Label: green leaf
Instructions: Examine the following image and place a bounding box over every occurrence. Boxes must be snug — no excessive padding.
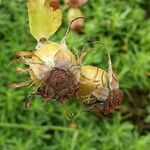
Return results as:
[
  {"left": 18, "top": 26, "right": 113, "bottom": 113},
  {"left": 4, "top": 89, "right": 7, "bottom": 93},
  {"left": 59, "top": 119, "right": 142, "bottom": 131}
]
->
[{"left": 27, "top": 0, "right": 62, "bottom": 41}]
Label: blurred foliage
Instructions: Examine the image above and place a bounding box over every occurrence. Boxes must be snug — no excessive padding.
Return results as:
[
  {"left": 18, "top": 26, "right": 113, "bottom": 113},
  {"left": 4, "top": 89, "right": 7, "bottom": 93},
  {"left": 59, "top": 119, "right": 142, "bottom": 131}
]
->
[{"left": 0, "top": 0, "right": 150, "bottom": 149}]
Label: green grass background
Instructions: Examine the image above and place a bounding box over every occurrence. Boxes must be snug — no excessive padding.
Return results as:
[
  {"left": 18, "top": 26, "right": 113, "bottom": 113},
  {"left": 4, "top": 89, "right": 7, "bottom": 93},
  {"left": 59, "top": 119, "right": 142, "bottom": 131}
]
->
[{"left": 0, "top": 0, "right": 150, "bottom": 149}]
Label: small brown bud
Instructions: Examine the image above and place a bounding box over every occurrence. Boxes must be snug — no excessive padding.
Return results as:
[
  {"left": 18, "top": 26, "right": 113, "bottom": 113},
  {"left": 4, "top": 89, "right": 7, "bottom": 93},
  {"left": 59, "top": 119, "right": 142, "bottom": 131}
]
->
[{"left": 68, "top": 8, "right": 84, "bottom": 33}]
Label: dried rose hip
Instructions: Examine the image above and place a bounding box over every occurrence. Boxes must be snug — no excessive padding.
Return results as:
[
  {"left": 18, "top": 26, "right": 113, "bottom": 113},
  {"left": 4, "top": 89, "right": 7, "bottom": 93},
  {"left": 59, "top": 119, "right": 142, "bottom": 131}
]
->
[
  {"left": 10, "top": 39, "right": 85, "bottom": 107},
  {"left": 79, "top": 53, "right": 124, "bottom": 115}
]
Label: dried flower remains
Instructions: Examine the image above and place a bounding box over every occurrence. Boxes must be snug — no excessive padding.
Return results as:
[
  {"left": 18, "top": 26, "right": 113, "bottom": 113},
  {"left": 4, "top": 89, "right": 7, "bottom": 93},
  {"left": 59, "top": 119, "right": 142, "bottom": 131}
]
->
[
  {"left": 79, "top": 53, "right": 124, "bottom": 115},
  {"left": 9, "top": 0, "right": 85, "bottom": 107}
]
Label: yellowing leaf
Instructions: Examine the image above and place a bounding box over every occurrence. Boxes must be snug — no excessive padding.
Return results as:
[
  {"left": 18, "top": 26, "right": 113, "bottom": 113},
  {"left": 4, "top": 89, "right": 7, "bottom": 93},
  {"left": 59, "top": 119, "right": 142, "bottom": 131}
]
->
[{"left": 27, "top": 0, "right": 62, "bottom": 41}]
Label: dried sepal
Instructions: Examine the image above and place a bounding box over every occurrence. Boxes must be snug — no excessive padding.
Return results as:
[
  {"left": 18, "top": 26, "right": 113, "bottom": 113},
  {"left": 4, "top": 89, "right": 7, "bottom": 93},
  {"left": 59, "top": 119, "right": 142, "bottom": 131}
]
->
[
  {"left": 9, "top": 80, "right": 32, "bottom": 89},
  {"left": 79, "top": 66, "right": 108, "bottom": 100},
  {"left": 107, "top": 52, "right": 119, "bottom": 90},
  {"left": 54, "top": 40, "right": 76, "bottom": 69},
  {"left": 27, "top": 0, "right": 62, "bottom": 41},
  {"left": 16, "top": 67, "right": 29, "bottom": 73}
]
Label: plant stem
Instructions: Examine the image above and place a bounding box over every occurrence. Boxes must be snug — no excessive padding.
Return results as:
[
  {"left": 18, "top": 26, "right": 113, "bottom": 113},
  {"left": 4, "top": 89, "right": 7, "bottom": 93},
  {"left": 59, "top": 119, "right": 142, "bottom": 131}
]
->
[{"left": 0, "top": 122, "right": 77, "bottom": 132}]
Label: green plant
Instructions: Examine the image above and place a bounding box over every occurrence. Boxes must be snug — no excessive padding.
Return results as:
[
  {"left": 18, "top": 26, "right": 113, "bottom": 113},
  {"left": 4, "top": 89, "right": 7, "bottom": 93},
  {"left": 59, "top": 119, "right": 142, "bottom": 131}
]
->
[{"left": 0, "top": 0, "right": 150, "bottom": 149}]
